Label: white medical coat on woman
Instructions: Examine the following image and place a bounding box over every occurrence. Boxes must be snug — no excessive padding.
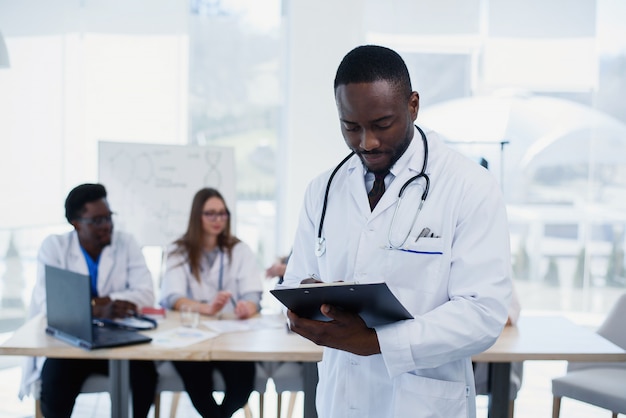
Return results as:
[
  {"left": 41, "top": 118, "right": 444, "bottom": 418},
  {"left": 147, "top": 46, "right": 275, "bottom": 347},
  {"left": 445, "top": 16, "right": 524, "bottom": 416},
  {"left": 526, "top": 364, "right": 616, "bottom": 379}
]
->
[
  {"left": 282, "top": 127, "right": 512, "bottom": 418},
  {"left": 20, "top": 229, "right": 154, "bottom": 398},
  {"left": 159, "top": 241, "right": 263, "bottom": 313}
]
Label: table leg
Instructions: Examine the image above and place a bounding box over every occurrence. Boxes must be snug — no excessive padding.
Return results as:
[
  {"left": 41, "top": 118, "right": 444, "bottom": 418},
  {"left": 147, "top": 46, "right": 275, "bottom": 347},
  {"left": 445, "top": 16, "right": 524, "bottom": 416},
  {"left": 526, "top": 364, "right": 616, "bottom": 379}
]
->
[
  {"left": 303, "top": 362, "right": 318, "bottom": 418},
  {"left": 488, "top": 362, "right": 511, "bottom": 418},
  {"left": 109, "top": 359, "right": 130, "bottom": 418}
]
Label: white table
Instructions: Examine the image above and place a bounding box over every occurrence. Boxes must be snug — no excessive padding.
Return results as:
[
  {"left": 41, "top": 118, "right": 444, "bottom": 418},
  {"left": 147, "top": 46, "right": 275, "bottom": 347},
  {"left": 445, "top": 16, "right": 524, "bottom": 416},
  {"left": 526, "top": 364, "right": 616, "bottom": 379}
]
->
[
  {"left": 2, "top": 313, "right": 624, "bottom": 418},
  {"left": 0, "top": 313, "right": 319, "bottom": 418},
  {"left": 472, "top": 315, "right": 626, "bottom": 418}
]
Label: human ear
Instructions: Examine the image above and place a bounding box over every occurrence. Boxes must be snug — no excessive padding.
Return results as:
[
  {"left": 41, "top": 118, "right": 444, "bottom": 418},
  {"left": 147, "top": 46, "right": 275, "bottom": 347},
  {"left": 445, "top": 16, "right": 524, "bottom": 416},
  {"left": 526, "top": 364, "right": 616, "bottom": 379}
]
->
[{"left": 409, "top": 91, "right": 420, "bottom": 120}]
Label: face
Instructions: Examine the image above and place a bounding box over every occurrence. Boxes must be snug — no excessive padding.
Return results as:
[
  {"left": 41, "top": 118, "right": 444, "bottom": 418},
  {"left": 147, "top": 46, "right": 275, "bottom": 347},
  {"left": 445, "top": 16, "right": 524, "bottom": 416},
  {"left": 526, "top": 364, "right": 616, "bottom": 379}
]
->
[
  {"left": 201, "top": 196, "right": 229, "bottom": 237},
  {"left": 335, "top": 80, "right": 419, "bottom": 174},
  {"left": 72, "top": 198, "right": 113, "bottom": 251}
]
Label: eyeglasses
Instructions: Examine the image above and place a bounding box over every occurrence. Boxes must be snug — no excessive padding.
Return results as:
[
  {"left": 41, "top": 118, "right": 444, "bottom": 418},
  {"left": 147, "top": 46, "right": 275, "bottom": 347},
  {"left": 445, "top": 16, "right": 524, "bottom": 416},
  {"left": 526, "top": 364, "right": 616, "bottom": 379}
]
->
[
  {"left": 202, "top": 211, "right": 229, "bottom": 221},
  {"left": 78, "top": 213, "right": 115, "bottom": 226}
]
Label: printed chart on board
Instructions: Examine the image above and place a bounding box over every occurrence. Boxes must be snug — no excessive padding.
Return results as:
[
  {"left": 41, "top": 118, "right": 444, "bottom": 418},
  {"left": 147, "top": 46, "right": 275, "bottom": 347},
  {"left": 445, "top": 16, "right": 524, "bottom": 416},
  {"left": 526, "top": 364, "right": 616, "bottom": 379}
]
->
[{"left": 99, "top": 141, "right": 235, "bottom": 247}]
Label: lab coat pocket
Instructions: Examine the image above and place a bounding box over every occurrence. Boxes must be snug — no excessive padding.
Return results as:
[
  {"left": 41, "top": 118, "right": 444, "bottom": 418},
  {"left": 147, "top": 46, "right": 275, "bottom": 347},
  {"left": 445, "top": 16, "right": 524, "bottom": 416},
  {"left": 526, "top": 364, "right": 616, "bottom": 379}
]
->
[
  {"left": 393, "top": 373, "right": 468, "bottom": 418},
  {"left": 385, "top": 237, "right": 444, "bottom": 293},
  {"left": 402, "top": 236, "right": 444, "bottom": 254}
]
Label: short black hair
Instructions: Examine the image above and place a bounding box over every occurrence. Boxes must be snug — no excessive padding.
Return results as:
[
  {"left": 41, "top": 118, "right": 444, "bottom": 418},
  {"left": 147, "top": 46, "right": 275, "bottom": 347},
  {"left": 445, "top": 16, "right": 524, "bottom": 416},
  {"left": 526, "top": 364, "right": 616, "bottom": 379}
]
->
[
  {"left": 334, "top": 45, "right": 412, "bottom": 97},
  {"left": 64, "top": 183, "right": 107, "bottom": 223}
]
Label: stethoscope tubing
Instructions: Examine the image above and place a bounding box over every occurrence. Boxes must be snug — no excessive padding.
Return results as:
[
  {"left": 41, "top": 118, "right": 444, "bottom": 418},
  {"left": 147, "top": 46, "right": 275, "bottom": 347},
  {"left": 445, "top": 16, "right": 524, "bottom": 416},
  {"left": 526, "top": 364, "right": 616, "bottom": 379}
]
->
[{"left": 317, "top": 125, "right": 430, "bottom": 255}]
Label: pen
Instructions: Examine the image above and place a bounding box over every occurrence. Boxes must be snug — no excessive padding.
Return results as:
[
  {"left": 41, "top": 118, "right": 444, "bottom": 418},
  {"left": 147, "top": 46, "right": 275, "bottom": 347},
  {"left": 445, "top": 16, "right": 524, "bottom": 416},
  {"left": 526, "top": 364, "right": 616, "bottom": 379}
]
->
[
  {"left": 230, "top": 296, "right": 237, "bottom": 308},
  {"left": 415, "top": 227, "right": 431, "bottom": 241}
]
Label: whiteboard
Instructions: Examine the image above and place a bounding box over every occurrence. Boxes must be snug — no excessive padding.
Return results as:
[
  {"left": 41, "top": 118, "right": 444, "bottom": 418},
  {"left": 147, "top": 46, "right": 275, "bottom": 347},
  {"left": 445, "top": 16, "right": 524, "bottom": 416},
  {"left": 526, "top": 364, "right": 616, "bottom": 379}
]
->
[{"left": 98, "top": 141, "right": 236, "bottom": 247}]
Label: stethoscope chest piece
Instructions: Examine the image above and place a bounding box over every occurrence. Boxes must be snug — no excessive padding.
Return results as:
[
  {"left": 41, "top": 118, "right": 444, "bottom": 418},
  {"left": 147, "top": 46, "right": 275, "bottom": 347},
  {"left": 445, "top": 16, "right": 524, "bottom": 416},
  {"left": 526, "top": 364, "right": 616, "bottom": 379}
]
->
[{"left": 315, "top": 237, "right": 326, "bottom": 257}]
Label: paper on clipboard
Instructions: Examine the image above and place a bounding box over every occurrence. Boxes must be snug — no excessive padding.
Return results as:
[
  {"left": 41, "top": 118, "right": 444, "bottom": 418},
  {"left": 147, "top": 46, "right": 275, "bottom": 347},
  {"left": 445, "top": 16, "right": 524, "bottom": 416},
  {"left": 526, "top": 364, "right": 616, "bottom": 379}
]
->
[{"left": 270, "top": 282, "right": 413, "bottom": 327}]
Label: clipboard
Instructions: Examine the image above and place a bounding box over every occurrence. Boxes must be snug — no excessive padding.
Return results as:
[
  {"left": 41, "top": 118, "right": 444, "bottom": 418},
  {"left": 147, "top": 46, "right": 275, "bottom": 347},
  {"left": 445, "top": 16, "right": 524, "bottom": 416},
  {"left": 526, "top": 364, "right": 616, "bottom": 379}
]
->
[{"left": 270, "top": 282, "right": 413, "bottom": 327}]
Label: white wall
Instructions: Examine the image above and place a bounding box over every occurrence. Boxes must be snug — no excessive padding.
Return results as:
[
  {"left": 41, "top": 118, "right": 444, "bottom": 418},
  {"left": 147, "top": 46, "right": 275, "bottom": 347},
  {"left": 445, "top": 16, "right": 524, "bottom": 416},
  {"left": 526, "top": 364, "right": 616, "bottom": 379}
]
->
[
  {"left": 278, "top": 0, "right": 366, "bottom": 252},
  {"left": 0, "top": 0, "right": 188, "bottom": 228}
]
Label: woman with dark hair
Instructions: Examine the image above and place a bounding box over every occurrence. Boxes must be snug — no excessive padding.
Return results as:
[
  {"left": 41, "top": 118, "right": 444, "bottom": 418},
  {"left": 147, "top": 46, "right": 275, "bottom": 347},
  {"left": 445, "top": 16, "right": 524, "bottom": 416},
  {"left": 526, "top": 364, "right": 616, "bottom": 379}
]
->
[{"left": 160, "top": 187, "right": 262, "bottom": 417}]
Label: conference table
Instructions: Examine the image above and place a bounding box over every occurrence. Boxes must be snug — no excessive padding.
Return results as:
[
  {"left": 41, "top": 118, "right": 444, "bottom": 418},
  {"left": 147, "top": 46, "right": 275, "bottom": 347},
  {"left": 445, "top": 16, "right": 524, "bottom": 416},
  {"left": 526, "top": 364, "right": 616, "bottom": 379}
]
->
[
  {"left": 0, "top": 312, "right": 319, "bottom": 418},
  {"left": 1, "top": 313, "right": 625, "bottom": 418},
  {"left": 473, "top": 314, "right": 626, "bottom": 418}
]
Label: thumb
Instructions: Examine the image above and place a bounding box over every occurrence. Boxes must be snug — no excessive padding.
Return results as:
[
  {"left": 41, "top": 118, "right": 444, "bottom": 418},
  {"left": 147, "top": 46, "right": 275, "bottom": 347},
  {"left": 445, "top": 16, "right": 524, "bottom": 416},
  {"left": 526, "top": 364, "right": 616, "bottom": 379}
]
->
[{"left": 320, "top": 304, "right": 344, "bottom": 321}]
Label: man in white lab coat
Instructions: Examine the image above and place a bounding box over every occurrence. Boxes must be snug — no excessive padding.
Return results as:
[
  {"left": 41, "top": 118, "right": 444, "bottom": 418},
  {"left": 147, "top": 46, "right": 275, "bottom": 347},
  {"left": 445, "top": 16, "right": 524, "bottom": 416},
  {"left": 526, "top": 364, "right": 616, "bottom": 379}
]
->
[
  {"left": 282, "top": 45, "right": 513, "bottom": 417},
  {"left": 20, "top": 183, "right": 157, "bottom": 418}
]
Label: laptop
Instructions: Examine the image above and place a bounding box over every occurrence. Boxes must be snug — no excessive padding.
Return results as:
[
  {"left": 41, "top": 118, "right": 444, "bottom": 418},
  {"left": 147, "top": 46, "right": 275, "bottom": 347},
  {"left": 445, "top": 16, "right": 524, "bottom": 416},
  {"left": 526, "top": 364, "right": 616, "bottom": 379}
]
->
[{"left": 45, "top": 264, "right": 152, "bottom": 350}]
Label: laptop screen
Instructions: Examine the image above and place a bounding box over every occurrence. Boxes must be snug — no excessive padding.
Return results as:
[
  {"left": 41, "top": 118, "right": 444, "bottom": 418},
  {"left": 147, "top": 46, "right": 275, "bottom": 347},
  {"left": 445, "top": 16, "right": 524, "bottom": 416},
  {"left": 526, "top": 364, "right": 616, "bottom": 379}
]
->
[{"left": 45, "top": 265, "right": 94, "bottom": 344}]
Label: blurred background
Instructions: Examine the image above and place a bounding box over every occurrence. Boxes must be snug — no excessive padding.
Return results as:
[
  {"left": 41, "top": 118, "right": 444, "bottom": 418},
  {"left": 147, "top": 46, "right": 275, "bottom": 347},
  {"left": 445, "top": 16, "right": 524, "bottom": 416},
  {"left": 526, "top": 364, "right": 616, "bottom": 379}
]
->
[{"left": 1, "top": 0, "right": 625, "bottom": 344}]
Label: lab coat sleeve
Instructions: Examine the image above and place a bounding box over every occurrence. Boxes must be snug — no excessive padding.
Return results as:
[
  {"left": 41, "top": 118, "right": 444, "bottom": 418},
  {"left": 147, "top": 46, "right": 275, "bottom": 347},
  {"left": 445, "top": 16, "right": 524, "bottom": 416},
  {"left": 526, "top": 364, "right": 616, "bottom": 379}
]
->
[
  {"left": 106, "top": 233, "right": 155, "bottom": 308},
  {"left": 230, "top": 242, "right": 263, "bottom": 304},
  {"left": 280, "top": 174, "right": 329, "bottom": 289},
  {"left": 28, "top": 234, "right": 69, "bottom": 318},
  {"left": 508, "top": 282, "right": 522, "bottom": 325},
  {"left": 159, "top": 249, "right": 189, "bottom": 309},
  {"left": 21, "top": 233, "right": 73, "bottom": 400},
  {"left": 377, "top": 165, "right": 512, "bottom": 376}
]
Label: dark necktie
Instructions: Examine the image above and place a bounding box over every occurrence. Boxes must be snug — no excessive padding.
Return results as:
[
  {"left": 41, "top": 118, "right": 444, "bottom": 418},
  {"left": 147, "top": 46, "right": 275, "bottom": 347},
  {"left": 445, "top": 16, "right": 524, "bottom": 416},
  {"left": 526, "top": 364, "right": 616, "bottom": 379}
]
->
[{"left": 368, "top": 170, "right": 389, "bottom": 211}]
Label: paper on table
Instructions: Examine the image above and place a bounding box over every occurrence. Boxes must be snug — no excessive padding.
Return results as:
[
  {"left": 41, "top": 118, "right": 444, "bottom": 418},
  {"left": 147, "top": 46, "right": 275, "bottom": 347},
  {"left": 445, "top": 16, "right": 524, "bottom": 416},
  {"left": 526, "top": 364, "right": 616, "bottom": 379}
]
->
[
  {"left": 150, "top": 327, "right": 218, "bottom": 348},
  {"left": 203, "top": 316, "right": 285, "bottom": 334}
]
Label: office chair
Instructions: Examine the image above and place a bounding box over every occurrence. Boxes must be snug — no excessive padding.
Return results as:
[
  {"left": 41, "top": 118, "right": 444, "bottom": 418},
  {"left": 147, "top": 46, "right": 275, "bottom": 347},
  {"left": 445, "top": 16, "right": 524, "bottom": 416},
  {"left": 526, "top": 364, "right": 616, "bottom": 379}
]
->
[
  {"left": 155, "top": 360, "right": 270, "bottom": 418},
  {"left": 551, "top": 292, "right": 626, "bottom": 418},
  {"left": 265, "top": 361, "right": 305, "bottom": 418},
  {"left": 34, "top": 361, "right": 265, "bottom": 418},
  {"left": 34, "top": 367, "right": 173, "bottom": 418},
  {"left": 474, "top": 361, "right": 523, "bottom": 418},
  {"left": 34, "top": 374, "right": 109, "bottom": 418}
]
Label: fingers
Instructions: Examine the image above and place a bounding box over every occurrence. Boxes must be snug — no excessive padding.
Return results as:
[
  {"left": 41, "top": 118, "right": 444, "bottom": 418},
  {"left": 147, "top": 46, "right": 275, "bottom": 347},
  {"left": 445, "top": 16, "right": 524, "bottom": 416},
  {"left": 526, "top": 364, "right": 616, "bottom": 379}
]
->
[
  {"left": 209, "top": 292, "right": 230, "bottom": 315},
  {"left": 267, "top": 263, "right": 286, "bottom": 278},
  {"left": 300, "top": 278, "right": 322, "bottom": 285},
  {"left": 216, "top": 290, "right": 232, "bottom": 302},
  {"left": 320, "top": 304, "right": 353, "bottom": 322},
  {"left": 287, "top": 307, "right": 379, "bottom": 355},
  {"left": 235, "top": 301, "right": 255, "bottom": 319},
  {"left": 111, "top": 300, "right": 137, "bottom": 318}
]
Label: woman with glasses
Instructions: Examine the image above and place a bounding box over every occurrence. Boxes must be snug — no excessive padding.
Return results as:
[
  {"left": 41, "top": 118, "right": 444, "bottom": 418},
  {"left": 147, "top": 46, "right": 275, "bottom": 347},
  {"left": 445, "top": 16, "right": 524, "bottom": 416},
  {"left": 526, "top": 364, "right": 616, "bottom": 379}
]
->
[{"left": 160, "top": 187, "right": 262, "bottom": 417}]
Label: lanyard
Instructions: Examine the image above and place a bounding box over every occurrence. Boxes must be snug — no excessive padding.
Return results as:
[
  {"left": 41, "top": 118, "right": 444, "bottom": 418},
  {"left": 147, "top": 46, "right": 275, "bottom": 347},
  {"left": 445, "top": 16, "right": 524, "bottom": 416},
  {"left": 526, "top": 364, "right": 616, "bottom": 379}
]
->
[{"left": 217, "top": 251, "right": 224, "bottom": 291}]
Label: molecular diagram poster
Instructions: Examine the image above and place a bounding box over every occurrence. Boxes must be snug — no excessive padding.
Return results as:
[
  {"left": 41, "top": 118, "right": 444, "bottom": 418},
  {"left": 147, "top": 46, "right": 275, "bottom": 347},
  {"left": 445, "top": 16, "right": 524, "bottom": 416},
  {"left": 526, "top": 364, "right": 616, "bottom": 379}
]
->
[{"left": 98, "top": 141, "right": 235, "bottom": 247}]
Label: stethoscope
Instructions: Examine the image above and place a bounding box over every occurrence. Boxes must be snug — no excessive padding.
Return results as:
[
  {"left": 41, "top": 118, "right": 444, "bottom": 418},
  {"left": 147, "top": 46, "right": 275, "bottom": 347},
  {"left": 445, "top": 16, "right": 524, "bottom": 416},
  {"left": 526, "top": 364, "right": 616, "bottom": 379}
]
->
[
  {"left": 203, "top": 250, "right": 237, "bottom": 307},
  {"left": 315, "top": 125, "right": 430, "bottom": 257},
  {"left": 198, "top": 250, "right": 226, "bottom": 291}
]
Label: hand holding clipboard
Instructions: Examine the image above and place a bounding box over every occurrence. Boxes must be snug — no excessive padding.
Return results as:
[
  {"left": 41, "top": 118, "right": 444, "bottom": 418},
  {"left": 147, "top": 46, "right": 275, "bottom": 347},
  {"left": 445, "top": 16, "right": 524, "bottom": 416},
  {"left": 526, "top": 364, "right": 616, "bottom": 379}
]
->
[{"left": 271, "top": 281, "right": 412, "bottom": 328}]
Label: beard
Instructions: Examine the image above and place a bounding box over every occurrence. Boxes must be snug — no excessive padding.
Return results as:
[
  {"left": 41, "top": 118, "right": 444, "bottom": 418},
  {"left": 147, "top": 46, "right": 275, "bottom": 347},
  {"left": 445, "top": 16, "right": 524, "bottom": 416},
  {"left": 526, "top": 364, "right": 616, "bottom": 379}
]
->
[{"left": 356, "top": 129, "right": 413, "bottom": 174}]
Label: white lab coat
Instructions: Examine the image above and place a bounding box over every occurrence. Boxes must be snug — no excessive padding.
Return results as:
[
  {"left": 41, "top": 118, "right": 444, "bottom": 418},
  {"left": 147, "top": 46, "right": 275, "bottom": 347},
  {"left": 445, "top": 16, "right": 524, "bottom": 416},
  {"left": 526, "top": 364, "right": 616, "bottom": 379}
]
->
[
  {"left": 159, "top": 241, "right": 263, "bottom": 313},
  {"left": 474, "top": 283, "right": 523, "bottom": 399},
  {"left": 19, "top": 229, "right": 154, "bottom": 399},
  {"left": 282, "top": 128, "right": 512, "bottom": 418}
]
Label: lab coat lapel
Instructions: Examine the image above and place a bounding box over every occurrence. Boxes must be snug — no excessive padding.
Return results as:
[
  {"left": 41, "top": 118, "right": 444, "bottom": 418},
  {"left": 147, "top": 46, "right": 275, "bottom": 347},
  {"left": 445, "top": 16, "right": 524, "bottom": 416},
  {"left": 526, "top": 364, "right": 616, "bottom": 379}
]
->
[
  {"left": 369, "top": 183, "right": 395, "bottom": 217},
  {"left": 97, "top": 243, "right": 115, "bottom": 294},
  {"left": 347, "top": 159, "right": 372, "bottom": 219},
  {"left": 67, "top": 231, "right": 89, "bottom": 275},
  {"left": 368, "top": 133, "right": 426, "bottom": 220}
]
